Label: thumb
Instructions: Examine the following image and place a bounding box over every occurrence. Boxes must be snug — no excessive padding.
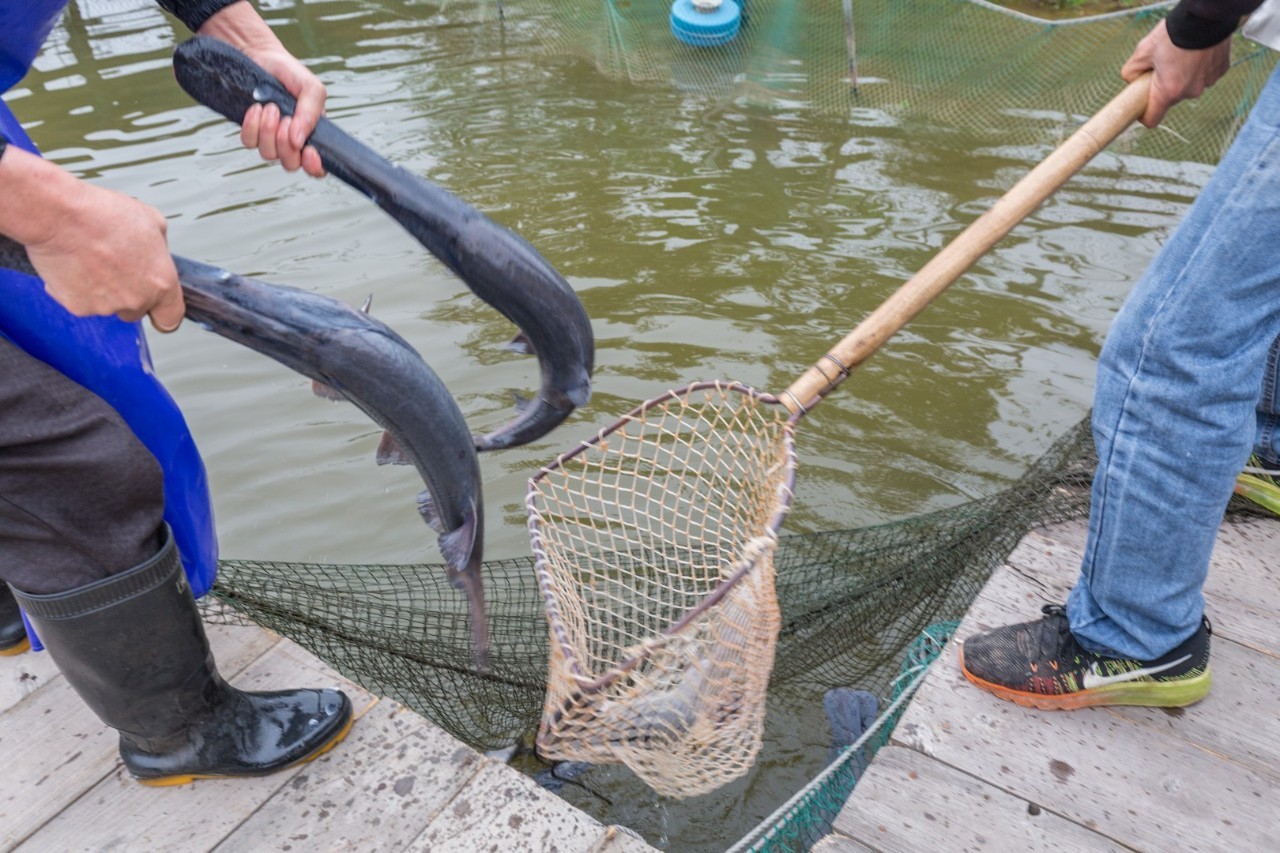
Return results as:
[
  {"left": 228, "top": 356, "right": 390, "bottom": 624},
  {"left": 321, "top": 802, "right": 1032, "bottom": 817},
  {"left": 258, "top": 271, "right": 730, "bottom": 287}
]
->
[{"left": 147, "top": 265, "right": 186, "bottom": 333}]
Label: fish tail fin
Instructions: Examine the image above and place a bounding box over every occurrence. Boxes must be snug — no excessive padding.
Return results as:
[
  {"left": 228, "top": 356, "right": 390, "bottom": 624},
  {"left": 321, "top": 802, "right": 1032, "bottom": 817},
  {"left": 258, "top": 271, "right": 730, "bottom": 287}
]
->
[{"left": 438, "top": 502, "right": 488, "bottom": 670}]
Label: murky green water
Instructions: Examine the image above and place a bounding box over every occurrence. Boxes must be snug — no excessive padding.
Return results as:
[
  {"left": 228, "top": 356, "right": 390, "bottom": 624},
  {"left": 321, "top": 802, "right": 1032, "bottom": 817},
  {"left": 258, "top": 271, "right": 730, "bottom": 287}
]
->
[{"left": 8, "top": 1, "right": 1213, "bottom": 848}]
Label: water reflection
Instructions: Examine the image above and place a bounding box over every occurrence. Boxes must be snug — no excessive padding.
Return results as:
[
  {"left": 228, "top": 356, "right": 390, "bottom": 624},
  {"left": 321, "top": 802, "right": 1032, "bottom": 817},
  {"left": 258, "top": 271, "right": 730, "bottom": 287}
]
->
[{"left": 8, "top": 1, "right": 1212, "bottom": 848}]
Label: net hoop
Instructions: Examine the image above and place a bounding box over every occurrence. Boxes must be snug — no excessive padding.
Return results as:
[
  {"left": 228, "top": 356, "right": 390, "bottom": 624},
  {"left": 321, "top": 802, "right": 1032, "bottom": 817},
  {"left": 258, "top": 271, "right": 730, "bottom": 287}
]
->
[
  {"left": 528, "top": 379, "right": 797, "bottom": 691},
  {"left": 526, "top": 380, "right": 798, "bottom": 796}
]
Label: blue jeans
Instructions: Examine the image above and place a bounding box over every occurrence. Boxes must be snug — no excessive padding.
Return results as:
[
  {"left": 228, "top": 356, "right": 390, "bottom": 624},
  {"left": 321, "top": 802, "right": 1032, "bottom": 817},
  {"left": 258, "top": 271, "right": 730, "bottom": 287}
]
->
[{"left": 1067, "top": 64, "right": 1280, "bottom": 661}]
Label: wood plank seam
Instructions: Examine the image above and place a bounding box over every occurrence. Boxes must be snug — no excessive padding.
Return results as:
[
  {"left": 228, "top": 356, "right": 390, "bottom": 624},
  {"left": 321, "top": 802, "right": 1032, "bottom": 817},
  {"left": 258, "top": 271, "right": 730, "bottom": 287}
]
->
[{"left": 848, "top": 744, "right": 1135, "bottom": 852}]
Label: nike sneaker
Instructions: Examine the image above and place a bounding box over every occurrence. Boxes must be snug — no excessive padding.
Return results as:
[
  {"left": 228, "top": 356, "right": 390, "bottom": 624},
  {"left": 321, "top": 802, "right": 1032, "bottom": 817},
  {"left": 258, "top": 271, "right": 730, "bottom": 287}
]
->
[{"left": 959, "top": 604, "right": 1211, "bottom": 710}]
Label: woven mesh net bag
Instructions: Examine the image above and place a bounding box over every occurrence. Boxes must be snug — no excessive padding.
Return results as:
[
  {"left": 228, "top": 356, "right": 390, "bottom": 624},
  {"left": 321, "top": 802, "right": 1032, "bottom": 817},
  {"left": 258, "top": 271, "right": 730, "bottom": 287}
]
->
[{"left": 528, "top": 381, "right": 796, "bottom": 797}]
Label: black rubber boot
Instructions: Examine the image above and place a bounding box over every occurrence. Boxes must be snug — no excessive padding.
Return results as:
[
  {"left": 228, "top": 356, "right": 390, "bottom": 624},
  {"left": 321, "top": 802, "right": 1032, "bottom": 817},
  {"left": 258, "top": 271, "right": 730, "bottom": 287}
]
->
[
  {"left": 10, "top": 526, "right": 353, "bottom": 785},
  {"left": 0, "top": 583, "right": 30, "bottom": 656}
]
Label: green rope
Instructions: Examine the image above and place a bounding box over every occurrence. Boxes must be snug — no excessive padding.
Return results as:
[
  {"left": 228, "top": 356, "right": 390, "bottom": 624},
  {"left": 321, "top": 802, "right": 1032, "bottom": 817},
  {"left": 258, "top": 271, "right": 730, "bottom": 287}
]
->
[{"left": 728, "top": 621, "right": 960, "bottom": 853}]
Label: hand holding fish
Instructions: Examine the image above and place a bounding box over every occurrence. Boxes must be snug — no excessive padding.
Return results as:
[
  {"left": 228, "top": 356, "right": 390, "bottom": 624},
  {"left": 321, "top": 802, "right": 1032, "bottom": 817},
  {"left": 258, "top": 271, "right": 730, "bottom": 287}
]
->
[
  {"left": 0, "top": 144, "right": 184, "bottom": 333},
  {"left": 197, "top": 2, "right": 327, "bottom": 176}
]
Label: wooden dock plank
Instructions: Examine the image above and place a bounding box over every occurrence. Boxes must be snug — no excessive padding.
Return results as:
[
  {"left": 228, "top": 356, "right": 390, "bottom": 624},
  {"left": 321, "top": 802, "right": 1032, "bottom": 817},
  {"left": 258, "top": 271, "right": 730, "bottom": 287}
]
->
[
  {"left": 0, "top": 641, "right": 61, "bottom": 715},
  {"left": 810, "top": 835, "right": 875, "bottom": 852},
  {"left": 15, "top": 630, "right": 374, "bottom": 852},
  {"left": 212, "top": 699, "right": 484, "bottom": 851},
  {"left": 7, "top": 623, "right": 653, "bottom": 852},
  {"left": 0, "top": 675, "right": 119, "bottom": 850},
  {"left": 407, "top": 757, "right": 623, "bottom": 852},
  {"left": 831, "top": 745, "right": 1125, "bottom": 852},
  {"left": 20, "top": 627, "right": 373, "bottom": 850},
  {"left": 1, "top": 625, "right": 280, "bottom": 849}
]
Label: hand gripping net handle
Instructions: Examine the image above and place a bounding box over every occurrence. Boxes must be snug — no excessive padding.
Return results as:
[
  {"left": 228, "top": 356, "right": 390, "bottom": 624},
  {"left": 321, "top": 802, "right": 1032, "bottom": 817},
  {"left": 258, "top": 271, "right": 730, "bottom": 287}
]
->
[{"left": 782, "top": 74, "right": 1151, "bottom": 415}]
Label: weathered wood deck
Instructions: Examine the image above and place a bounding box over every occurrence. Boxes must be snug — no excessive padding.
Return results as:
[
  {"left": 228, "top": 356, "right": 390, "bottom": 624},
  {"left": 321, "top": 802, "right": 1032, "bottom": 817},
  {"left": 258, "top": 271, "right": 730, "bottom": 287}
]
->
[
  {"left": 816, "top": 516, "right": 1280, "bottom": 852},
  {"left": 0, "top": 622, "right": 655, "bottom": 852}
]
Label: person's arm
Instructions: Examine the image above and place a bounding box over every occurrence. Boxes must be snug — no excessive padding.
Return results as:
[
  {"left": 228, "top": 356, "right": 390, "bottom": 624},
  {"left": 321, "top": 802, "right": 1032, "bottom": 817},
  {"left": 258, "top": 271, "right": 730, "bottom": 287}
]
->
[
  {"left": 163, "top": 1, "right": 327, "bottom": 176},
  {"left": 0, "top": 142, "right": 183, "bottom": 331},
  {"left": 1122, "top": 0, "right": 1265, "bottom": 127}
]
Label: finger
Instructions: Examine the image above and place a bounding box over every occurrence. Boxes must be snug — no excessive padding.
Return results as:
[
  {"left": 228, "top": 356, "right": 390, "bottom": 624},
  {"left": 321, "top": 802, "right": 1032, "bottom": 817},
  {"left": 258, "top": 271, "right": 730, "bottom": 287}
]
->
[
  {"left": 147, "top": 278, "right": 186, "bottom": 334},
  {"left": 276, "top": 117, "right": 301, "bottom": 172},
  {"left": 240, "top": 103, "right": 263, "bottom": 149},
  {"left": 1140, "top": 88, "right": 1172, "bottom": 128},
  {"left": 258, "top": 103, "right": 281, "bottom": 161},
  {"left": 1120, "top": 57, "right": 1147, "bottom": 84},
  {"left": 288, "top": 76, "right": 326, "bottom": 150},
  {"left": 1140, "top": 103, "right": 1168, "bottom": 129},
  {"left": 301, "top": 145, "right": 325, "bottom": 179}
]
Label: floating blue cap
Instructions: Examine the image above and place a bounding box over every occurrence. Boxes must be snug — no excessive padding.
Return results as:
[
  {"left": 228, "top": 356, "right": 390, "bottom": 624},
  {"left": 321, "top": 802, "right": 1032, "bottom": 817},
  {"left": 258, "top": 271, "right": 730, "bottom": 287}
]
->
[{"left": 670, "top": 0, "right": 742, "bottom": 48}]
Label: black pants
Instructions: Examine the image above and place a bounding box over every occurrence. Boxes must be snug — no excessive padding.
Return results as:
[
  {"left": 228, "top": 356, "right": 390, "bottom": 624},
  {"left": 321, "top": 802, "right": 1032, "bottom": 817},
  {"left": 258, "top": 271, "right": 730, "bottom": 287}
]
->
[{"left": 0, "top": 334, "right": 163, "bottom": 594}]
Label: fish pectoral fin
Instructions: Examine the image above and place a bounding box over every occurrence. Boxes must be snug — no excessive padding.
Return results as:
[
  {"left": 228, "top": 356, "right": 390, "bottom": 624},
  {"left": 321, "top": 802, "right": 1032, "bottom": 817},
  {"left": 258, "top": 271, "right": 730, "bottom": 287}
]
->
[
  {"left": 376, "top": 431, "right": 412, "bottom": 465},
  {"left": 359, "top": 294, "right": 373, "bottom": 314},
  {"left": 311, "top": 379, "right": 347, "bottom": 402},
  {"left": 416, "top": 489, "right": 444, "bottom": 533},
  {"left": 505, "top": 332, "right": 534, "bottom": 356},
  {"left": 511, "top": 391, "right": 531, "bottom": 414}
]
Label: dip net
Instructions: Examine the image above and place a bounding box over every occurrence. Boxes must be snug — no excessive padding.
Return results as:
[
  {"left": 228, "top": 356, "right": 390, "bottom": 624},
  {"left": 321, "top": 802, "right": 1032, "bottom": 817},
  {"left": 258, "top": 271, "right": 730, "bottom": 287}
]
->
[{"left": 528, "top": 383, "right": 795, "bottom": 798}]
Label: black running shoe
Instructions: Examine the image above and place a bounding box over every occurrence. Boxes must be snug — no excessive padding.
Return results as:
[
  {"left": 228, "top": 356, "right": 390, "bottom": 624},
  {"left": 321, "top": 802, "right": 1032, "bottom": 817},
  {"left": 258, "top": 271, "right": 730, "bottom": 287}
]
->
[{"left": 959, "top": 605, "right": 1211, "bottom": 710}]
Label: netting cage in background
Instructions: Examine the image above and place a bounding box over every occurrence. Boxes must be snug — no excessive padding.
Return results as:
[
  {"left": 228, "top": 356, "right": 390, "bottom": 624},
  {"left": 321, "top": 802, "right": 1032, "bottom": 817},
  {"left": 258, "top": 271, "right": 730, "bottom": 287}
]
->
[{"left": 485, "top": 0, "right": 1276, "bottom": 164}]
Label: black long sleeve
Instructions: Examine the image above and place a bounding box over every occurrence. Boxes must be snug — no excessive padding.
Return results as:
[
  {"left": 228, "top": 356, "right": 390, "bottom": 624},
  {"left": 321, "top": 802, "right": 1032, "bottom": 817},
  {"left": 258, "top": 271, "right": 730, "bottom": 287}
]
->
[
  {"left": 156, "top": 0, "right": 242, "bottom": 32},
  {"left": 1165, "top": 0, "right": 1267, "bottom": 49}
]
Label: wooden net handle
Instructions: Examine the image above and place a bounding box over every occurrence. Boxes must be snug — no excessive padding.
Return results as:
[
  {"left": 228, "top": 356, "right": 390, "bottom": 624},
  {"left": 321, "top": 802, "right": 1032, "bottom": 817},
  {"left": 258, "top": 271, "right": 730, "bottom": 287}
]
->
[{"left": 782, "top": 73, "right": 1151, "bottom": 415}]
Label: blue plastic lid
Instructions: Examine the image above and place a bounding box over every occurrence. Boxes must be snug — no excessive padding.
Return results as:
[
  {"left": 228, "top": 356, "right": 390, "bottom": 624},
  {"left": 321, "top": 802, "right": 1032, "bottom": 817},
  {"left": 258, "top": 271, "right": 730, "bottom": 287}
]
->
[{"left": 671, "top": 0, "right": 742, "bottom": 48}]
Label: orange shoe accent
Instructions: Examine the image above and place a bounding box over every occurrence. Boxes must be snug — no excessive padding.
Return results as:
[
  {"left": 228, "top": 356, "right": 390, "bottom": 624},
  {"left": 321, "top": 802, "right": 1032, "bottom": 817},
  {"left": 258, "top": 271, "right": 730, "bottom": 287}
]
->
[
  {"left": 959, "top": 646, "right": 1102, "bottom": 710},
  {"left": 0, "top": 637, "right": 31, "bottom": 657}
]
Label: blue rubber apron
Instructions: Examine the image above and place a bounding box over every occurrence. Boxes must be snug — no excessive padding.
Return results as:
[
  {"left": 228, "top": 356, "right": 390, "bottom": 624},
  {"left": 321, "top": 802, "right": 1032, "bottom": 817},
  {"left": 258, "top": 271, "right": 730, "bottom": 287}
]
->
[{"left": 1, "top": 2, "right": 218, "bottom": 646}]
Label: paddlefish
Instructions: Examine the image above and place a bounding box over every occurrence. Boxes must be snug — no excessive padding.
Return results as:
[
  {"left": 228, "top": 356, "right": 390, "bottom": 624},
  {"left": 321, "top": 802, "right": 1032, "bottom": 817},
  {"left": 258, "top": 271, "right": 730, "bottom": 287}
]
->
[
  {"left": 171, "top": 36, "right": 595, "bottom": 452},
  {"left": 0, "top": 235, "right": 490, "bottom": 667}
]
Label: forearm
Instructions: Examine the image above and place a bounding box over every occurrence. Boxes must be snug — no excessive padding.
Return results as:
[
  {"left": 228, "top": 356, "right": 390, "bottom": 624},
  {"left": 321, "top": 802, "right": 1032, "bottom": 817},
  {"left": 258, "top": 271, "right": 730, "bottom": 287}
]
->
[
  {"left": 0, "top": 143, "right": 84, "bottom": 248},
  {"left": 1166, "top": 0, "right": 1266, "bottom": 48}
]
